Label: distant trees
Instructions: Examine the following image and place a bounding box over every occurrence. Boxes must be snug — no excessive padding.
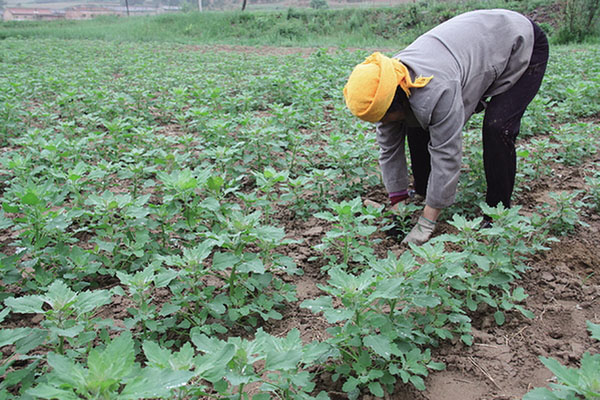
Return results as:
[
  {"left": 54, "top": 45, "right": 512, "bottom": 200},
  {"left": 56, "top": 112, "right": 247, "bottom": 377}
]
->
[
  {"left": 557, "top": 0, "right": 600, "bottom": 42},
  {"left": 120, "top": 0, "right": 145, "bottom": 6},
  {"left": 310, "top": 0, "right": 328, "bottom": 9}
]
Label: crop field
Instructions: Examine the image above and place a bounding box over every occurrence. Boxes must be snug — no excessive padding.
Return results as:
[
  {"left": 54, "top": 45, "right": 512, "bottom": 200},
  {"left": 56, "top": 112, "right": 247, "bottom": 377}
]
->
[{"left": 0, "top": 38, "right": 599, "bottom": 399}]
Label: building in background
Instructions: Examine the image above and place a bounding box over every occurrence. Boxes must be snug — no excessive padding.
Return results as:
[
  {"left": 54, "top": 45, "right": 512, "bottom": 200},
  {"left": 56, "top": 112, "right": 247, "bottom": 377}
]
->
[
  {"left": 3, "top": 7, "right": 65, "bottom": 21},
  {"left": 64, "top": 5, "right": 120, "bottom": 19},
  {"left": 1, "top": 4, "right": 183, "bottom": 20}
]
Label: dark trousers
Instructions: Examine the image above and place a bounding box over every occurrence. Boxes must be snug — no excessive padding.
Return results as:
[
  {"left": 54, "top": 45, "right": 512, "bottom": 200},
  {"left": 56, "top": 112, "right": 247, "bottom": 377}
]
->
[{"left": 407, "top": 21, "right": 549, "bottom": 209}]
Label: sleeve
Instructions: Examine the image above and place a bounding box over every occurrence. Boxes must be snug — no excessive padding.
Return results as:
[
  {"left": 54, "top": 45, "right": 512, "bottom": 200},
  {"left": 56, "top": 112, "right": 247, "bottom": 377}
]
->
[
  {"left": 424, "top": 82, "right": 465, "bottom": 209},
  {"left": 375, "top": 120, "right": 410, "bottom": 194}
]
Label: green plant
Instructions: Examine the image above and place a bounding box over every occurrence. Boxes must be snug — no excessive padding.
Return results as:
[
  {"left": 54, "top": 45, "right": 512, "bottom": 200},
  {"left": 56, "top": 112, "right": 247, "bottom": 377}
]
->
[
  {"left": 523, "top": 321, "right": 600, "bottom": 399},
  {"left": 301, "top": 264, "right": 446, "bottom": 398},
  {"left": 555, "top": 0, "right": 600, "bottom": 43},
  {"left": 517, "top": 138, "right": 558, "bottom": 181},
  {"left": 27, "top": 332, "right": 195, "bottom": 400},
  {"left": 441, "top": 204, "right": 548, "bottom": 325},
  {"left": 0, "top": 30, "right": 597, "bottom": 399},
  {"left": 554, "top": 123, "right": 599, "bottom": 166},
  {"left": 384, "top": 201, "right": 421, "bottom": 240},
  {"left": 3, "top": 280, "right": 113, "bottom": 355},
  {"left": 255, "top": 328, "right": 332, "bottom": 400},
  {"left": 115, "top": 265, "right": 178, "bottom": 336},
  {"left": 539, "top": 191, "right": 589, "bottom": 235},
  {"left": 282, "top": 174, "right": 313, "bottom": 216},
  {"left": 191, "top": 328, "right": 331, "bottom": 400},
  {"left": 584, "top": 170, "right": 600, "bottom": 212},
  {"left": 451, "top": 128, "right": 486, "bottom": 217},
  {"left": 314, "top": 197, "right": 380, "bottom": 268},
  {"left": 2, "top": 181, "right": 71, "bottom": 251},
  {"left": 310, "top": 0, "right": 329, "bottom": 10},
  {"left": 254, "top": 167, "right": 289, "bottom": 224},
  {"left": 321, "top": 132, "right": 379, "bottom": 198}
]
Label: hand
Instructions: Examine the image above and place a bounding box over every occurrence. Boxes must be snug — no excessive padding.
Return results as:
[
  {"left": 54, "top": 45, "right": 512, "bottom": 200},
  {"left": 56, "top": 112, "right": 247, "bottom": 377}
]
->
[{"left": 402, "top": 216, "right": 436, "bottom": 245}]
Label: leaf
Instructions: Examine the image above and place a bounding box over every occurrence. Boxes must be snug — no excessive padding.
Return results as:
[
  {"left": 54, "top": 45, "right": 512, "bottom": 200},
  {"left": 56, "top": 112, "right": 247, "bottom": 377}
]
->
[
  {"left": 264, "top": 349, "right": 303, "bottom": 371},
  {"left": 192, "top": 339, "right": 236, "bottom": 382},
  {"left": 4, "top": 295, "right": 44, "bottom": 314},
  {"left": 539, "top": 357, "right": 580, "bottom": 388},
  {"left": 323, "top": 308, "right": 353, "bottom": 324},
  {"left": 87, "top": 332, "right": 135, "bottom": 384},
  {"left": 143, "top": 341, "right": 171, "bottom": 369},
  {"left": 472, "top": 255, "right": 491, "bottom": 271},
  {"left": 370, "top": 277, "right": 406, "bottom": 300},
  {"left": 300, "top": 296, "right": 333, "bottom": 314},
  {"left": 587, "top": 321, "right": 600, "bottom": 341},
  {"left": 2, "top": 202, "right": 20, "bottom": 213},
  {"left": 513, "top": 305, "right": 535, "bottom": 320},
  {"left": 45, "top": 280, "right": 77, "bottom": 310},
  {"left": 368, "top": 381, "right": 384, "bottom": 397},
  {"left": 364, "top": 335, "right": 395, "bottom": 360},
  {"left": 21, "top": 191, "right": 41, "bottom": 206},
  {"left": 27, "top": 383, "right": 79, "bottom": 400},
  {"left": 154, "top": 269, "right": 178, "bottom": 288},
  {"left": 190, "top": 332, "right": 221, "bottom": 353},
  {"left": 73, "top": 289, "right": 112, "bottom": 315},
  {"left": 356, "top": 225, "right": 377, "bottom": 237},
  {"left": 206, "top": 175, "right": 224, "bottom": 192},
  {"left": 412, "top": 294, "right": 440, "bottom": 308},
  {"left": 512, "top": 287, "right": 528, "bottom": 302},
  {"left": 159, "top": 302, "right": 181, "bottom": 316},
  {"left": 46, "top": 353, "right": 88, "bottom": 388},
  {"left": 427, "top": 361, "right": 446, "bottom": 371},
  {"left": 51, "top": 325, "right": 85, "bottom": 338},
  {"left": 522, "top": 387, "right": 559, "bottom": 400},
  {"left": 254, "top": 225, "right": 285, "bottom": 242},
  {"left": 15, "top": 328, "right": 47, "bottom": 353},
  {"left": 461, "top": 334, "right": 473, "bottom": 346},
  {"left": 212, "top": 252, "right": 240, "bottom": 271},
  {"left": 341, "top": 376, "right": 360, "bottom": 393},
  {"left": 120, "top": 368, "right": 195, "bottom": 399},
  {"left": 213, "top": 378, "right": 228, "bottom": 394},
  {"left": 237, "top": 256, "right": 265, "bottom": 274},
  {"left": 494, "top": 311, "right": 505, "bottom": 326},
  {"left": 314, "top": 211, "right": 335, "bottom": 222},
  {"left": 302, "top": 341, "right": 333, "bottom": 364},
  {"left": 0, "top": 328, "right": 35, "bottom": 347},
  {"left": 409, "top": 374, "right": 426, "bottom": 390}
]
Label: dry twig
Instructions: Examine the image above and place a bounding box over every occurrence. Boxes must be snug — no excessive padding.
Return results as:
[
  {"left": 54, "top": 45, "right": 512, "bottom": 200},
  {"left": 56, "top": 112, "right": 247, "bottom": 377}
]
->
[{"left": 468, "top": 356, "right": 502, "bottom": 390}]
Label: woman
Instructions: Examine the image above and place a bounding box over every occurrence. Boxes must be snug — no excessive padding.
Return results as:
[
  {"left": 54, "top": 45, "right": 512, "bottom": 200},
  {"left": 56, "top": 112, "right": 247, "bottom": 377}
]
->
[{"left": 343, "top": 9, "right": 549, "bottom": 245}]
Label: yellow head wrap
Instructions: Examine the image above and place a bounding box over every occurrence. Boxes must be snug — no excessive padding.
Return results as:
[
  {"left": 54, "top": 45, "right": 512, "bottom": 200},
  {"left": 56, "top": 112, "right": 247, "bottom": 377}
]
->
[{"left": 343, "top": 52, "right": 433, "bottom": 123}]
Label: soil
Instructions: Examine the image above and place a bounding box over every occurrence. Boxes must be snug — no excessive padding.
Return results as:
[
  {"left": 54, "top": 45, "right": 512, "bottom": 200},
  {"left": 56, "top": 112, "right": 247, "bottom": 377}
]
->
[{"left": 2, "top": 44, "right": 599, "bottom": 400}]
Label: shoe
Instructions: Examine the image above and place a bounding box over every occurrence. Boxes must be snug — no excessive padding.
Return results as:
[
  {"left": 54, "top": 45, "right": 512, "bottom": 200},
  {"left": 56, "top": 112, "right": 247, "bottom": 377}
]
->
[{"left": 408, "top": 190, "right": 425, "bottom": 204}]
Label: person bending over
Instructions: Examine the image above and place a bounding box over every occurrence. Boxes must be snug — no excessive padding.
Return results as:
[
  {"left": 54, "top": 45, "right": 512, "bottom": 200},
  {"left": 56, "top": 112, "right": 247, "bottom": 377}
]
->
[{"left": 343, "top": 9, "right": 549, "bottom": 245}]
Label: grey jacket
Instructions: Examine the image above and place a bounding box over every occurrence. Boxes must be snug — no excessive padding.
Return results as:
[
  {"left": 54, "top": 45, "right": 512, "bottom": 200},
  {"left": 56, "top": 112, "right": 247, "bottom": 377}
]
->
[{"left": 376, "top": 9, "right": 534, "bottom": 208}]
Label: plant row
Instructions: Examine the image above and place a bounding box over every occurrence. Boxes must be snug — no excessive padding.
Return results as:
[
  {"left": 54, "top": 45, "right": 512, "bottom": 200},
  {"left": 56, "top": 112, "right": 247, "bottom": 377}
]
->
[{"left": 0, "top": 38, "right": 599, "bottom": 398}]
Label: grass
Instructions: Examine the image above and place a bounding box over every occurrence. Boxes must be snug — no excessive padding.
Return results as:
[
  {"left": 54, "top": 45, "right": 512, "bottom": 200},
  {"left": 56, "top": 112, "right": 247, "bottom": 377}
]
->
[{"left": 0, "top": 0, "right": 571, "bottom": 47}]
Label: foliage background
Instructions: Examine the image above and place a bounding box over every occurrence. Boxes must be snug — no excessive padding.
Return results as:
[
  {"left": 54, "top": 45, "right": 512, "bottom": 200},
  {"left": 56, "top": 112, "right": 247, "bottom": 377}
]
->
[{"left": 1, "top": 0, "right": 599, "bottom": 45}]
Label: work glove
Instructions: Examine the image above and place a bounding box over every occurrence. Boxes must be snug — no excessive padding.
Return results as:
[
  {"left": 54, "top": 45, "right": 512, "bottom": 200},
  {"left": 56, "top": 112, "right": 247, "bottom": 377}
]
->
[{"left": 402, "top": 216, "right": 436, "bottom": 245}]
